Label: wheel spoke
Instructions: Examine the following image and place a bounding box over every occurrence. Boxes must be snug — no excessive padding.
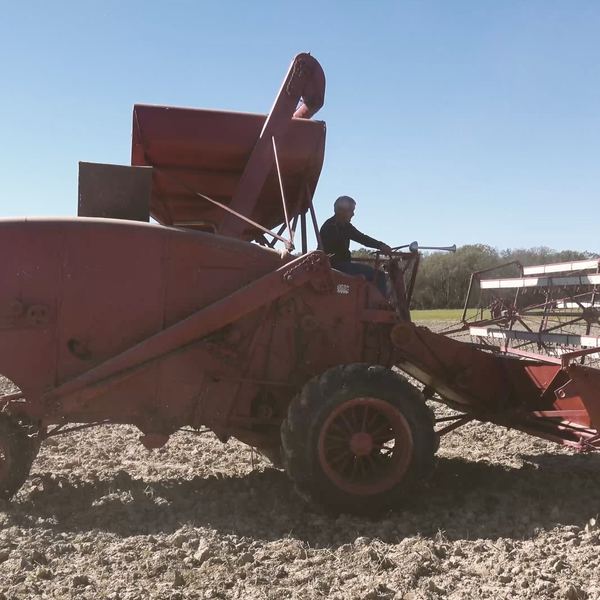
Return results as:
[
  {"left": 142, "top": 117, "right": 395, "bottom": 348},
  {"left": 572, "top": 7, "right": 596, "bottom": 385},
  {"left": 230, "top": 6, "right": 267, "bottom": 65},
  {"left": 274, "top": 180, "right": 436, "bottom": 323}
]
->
[
  {"left": 339, "top": 412, "right": 354, "bottom": 434},
  {"left": 325, "top": 441, "right": 347, "bottom": 451},
  {"left": 358, "top": 456, "right": 366, "bottom": 478},
  {"left": 330, "top": 421, "right": 348, "bottom": 434},
  {"left": 324, "top": 433, "right": 350, "bottom": 443},
  {"left": 371, "top": 423, "right": 393, "bottom": 439},
  {"left": 361, "top": 405, "right": 369, "bottom": 432},
  {"left": 367, "top": 409, "right": 380, "bottom": 430},
  {"left": 328, "top": 449, "right": 351, "bottom": 466},
  {"left": 337, "top": 455, "right": 352, "bottom": 474}
]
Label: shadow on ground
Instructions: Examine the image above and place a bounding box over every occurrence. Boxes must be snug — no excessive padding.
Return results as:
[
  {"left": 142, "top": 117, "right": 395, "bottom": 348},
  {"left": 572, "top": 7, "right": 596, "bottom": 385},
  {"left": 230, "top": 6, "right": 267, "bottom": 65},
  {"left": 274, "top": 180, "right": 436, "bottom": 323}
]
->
[{"left": 4, "top": 452, "right": 599, "bottom": 547}]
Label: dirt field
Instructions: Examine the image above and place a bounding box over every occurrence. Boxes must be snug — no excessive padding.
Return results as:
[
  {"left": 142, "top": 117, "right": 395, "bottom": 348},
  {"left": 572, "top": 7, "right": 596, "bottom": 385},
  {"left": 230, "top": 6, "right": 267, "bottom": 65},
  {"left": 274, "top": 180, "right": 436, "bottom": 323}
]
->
[{"left": 1, "top": 322, "right": 600, "bottom": 599}]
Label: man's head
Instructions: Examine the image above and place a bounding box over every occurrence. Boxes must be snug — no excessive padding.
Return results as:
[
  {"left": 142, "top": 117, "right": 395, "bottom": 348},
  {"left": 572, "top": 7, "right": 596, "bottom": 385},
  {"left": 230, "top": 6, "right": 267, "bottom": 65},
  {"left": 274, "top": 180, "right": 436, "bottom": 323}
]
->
[{"left": 334, "top": 195, "right": 356, "bottom": 224}]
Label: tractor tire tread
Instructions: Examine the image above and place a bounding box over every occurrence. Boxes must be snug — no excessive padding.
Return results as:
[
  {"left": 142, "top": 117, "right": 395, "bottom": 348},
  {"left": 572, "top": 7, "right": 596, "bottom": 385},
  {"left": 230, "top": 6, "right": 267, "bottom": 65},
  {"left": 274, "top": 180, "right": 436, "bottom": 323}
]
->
[
  {"left": 0, "top": 412, "right": 37, "bottom": 500},
  {"left": 281, "top": 364, "right": 437, "bottom": 515}
]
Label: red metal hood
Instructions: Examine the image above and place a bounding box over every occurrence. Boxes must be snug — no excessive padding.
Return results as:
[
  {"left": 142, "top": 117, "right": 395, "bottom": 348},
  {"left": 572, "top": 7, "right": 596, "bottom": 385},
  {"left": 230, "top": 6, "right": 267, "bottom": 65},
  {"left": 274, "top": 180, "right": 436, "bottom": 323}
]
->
[{"left": 131, "top": 104, "right": 326, "bottom": 241}]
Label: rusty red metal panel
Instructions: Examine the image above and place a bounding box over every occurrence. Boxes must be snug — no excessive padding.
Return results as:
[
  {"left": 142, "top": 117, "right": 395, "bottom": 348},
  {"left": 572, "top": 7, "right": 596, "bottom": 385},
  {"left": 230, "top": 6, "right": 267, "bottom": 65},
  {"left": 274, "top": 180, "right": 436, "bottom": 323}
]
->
[
  {"left": 55, "top": 220, "right": 167, "bottom": 387},
  {"left": 0, "top": 219, "right": 64, "bottom": 399},
  {"left": 161, "top": 232, "right": 283, "bottom": 328},
  {"left": 78, "top": 162, "right": 152, "bottom": 222},
  {"left": 0, "top": 216, "right": 299, "bottom": 426},
  {"left": 131, "top": 54, "right": 326, "bottom": 243},
  {"left": 132, "top": 106, "right": 325, "bottom": 240},
  {"left": 42, "top": 251, "right": 334, "bottom": 411},
  {"left": 563, "top": 366, "right": 600, "bottom": 430}
]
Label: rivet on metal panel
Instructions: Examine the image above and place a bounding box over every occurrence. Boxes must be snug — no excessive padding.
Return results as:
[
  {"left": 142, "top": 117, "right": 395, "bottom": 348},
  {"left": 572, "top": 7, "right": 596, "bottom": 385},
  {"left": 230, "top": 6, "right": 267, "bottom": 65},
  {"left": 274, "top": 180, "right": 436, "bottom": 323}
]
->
[
  {"left": 26, "top": 305, "right": 50, "bottom": 327},
  {"left": 300, "top": 315, "right": 318, "bottom": 333}
]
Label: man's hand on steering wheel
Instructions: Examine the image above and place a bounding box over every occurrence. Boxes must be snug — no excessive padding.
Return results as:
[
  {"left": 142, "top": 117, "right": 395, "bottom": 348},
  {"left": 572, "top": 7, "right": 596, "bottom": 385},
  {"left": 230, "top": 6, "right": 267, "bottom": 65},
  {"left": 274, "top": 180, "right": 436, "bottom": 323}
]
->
[{"left": 379, "top": 243, "right": 393, "bottom": 256}]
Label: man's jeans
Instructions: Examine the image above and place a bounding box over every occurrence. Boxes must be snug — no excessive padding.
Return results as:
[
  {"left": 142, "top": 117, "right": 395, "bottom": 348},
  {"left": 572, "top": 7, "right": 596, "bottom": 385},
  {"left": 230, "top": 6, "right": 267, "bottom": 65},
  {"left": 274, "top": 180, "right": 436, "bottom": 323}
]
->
[{"left": 332, "top": 262, "right": 387, "bottom": 298}]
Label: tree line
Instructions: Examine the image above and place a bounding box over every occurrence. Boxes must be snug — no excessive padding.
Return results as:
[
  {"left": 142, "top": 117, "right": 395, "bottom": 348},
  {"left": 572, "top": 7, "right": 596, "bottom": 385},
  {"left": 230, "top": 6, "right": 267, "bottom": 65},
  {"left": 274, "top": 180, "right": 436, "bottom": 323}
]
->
[{"left": 352, "top": 245, "right": 599, "bottom": 310}]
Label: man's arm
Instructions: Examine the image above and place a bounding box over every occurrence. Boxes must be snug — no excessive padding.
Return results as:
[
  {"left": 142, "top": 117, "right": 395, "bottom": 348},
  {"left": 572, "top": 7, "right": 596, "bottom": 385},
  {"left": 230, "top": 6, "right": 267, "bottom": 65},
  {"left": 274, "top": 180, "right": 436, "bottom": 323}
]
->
[{"left": 348, "top": 224, "right": 386, "bottom": 251}]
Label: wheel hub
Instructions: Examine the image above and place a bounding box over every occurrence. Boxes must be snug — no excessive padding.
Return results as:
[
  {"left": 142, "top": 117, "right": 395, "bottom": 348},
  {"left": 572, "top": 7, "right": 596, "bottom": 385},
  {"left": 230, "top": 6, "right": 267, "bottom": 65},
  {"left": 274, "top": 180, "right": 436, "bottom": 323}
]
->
[
  {"left": 349, "top": 432, "right": 373, "bottom": 456},
  {"left": 317, "top": 396, "right": 414, "bottom": 496}
]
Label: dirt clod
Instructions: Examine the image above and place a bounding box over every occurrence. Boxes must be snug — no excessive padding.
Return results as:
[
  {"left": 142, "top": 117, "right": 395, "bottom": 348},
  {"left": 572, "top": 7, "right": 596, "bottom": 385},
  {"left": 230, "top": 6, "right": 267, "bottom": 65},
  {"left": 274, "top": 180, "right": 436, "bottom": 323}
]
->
[
  {"left": 172, "top": 570, "right": 185, "bottom": 587},
  {"left": 565, "top": 584, "right": 585, "bottom": 600},
  {"left": 72, "top": 574, "right": 91, "bottom": 587}
]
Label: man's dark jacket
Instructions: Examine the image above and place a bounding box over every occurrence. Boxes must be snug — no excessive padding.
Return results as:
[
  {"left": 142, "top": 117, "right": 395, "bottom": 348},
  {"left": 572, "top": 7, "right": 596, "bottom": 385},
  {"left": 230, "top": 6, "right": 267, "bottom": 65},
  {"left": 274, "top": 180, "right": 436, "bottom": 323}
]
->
[{"left": 319, "top": 216, "right": 383, "bottom": 263}]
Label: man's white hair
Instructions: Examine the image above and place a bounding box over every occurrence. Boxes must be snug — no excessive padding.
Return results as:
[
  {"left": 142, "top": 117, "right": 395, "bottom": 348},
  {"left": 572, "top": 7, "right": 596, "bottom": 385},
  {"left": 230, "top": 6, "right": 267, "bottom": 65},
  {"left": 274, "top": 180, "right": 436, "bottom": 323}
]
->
[{"left": 334, "top": 195, "right": 356, "bottom": 211}]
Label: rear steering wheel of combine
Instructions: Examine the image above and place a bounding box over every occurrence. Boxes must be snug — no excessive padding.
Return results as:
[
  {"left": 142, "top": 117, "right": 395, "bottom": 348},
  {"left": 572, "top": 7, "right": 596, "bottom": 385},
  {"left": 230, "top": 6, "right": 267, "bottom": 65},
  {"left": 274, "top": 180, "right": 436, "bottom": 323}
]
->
[
  {"left": 0, "top": 412, "right": 39, "bottom": 500},
  {"left": 281, "top": 365, "right": 437, "bottom": 515}
]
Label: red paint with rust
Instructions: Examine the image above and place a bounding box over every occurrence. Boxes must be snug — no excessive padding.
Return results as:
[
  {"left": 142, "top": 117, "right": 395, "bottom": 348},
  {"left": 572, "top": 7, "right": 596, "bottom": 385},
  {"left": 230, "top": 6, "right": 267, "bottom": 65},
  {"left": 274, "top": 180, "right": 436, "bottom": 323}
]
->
[{"left": 1, "top": 51, "right": 600, "bottom": 480}]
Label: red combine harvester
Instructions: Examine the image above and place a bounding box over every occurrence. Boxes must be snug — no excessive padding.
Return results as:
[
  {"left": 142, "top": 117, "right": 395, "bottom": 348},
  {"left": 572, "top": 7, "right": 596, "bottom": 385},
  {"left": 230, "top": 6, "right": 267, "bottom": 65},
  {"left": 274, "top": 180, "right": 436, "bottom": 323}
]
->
[{"left": 1, "top": 54, "right": 599, "bottom": 514}]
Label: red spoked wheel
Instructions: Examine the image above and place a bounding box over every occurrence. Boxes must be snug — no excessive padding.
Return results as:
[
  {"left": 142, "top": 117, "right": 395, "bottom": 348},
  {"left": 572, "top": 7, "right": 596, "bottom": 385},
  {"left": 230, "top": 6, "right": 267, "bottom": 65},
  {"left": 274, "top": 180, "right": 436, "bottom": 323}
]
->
[
  {"left": 318, "top": 397, "right": 413, "bottom": 496},
  {"left": 281, "top": 364, "right": 437, "bottom": 515}
]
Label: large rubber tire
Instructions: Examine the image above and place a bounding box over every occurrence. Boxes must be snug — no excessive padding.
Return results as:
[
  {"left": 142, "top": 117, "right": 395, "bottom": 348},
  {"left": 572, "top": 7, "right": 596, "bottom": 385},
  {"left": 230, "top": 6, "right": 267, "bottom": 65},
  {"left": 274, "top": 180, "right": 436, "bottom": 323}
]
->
[
  {"left": 0, "top": 412, "right": 38, "bottom": 500},
  {"left": 281, "top": 364, "right": 437, "bottom": 515}
]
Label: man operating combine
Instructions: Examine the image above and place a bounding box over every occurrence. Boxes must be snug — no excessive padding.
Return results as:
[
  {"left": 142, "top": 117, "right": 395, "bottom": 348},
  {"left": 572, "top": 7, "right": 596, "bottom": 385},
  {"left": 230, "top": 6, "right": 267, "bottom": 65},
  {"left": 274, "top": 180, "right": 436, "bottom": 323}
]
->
[{"left": 320, "top": 196, "right": 392, "bottom": 297}]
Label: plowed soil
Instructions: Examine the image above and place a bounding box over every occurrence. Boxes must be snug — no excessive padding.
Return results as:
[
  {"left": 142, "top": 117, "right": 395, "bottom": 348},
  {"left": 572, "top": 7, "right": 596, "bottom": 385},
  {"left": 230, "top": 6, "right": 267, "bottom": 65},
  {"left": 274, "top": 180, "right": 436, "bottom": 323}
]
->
[{"left": 1, "top": 322, "right": 600, "bottom": 600}]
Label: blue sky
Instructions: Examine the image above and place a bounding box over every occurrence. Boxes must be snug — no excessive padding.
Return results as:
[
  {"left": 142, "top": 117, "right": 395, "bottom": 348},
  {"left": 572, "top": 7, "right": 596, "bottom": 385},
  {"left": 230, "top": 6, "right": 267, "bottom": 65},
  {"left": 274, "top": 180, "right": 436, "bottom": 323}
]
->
[{"left": 1, "top": 1, "right": 598, "bottom": 253}]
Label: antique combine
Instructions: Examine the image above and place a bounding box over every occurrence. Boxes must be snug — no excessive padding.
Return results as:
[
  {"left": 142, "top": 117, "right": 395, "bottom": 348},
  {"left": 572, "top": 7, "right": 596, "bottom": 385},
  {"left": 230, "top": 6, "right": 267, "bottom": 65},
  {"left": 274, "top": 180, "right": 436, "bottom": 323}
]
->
[{"left": 1, "top": 53, "right": 600, "bottom": 515}]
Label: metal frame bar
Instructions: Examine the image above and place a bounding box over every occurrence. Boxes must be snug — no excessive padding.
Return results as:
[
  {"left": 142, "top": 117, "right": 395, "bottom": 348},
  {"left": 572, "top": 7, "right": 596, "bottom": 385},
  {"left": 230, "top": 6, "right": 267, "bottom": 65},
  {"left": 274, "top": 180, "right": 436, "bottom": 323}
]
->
[
  {"left": 436, "top": 415, "right": 475, "bottom": 436},
  {"left": 461, "top": 261, "right": 523, "bottom": 322},
  {"left": 481, "top": 274, "right": 600, "bottom": 290},
  {"left": 271, "top": 137, "right": 292, "bottom": 249},
  {"left": 267, "top": 222, "right": 289, "bottom": 249},
  {"left": 306, "top": 183, "right": 323, "bottom": 250},
  {"left": 301, "top": 212, "right": 308, "bottom": 254},
  {"left": 470, "top": 327, "right": 600, "bottom": 348},
  {"left": 46, "top": 420, "right": 114, "bottom": 437},
  {"left": 561, "top": 346, "right": 600, "bottom": 367},
  {"left": 154, "top": 168, "right": 290, "bottom": 246},
  {"left": 499, "top": 346, "right": 562, "bottom": 364},
  {"left": 41, "top": 251, "right": 333, "bottom": 412},
  {"left": 523, "top": 259, "right": 600, "bottom": 276},
  {"left": 406, "top": 252, "right": 420, "bottom": 306}
]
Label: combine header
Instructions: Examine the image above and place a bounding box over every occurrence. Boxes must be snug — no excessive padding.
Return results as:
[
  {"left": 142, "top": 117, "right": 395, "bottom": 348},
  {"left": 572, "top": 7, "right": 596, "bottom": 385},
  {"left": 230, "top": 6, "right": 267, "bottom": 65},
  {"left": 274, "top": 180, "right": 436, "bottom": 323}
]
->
[
  {"left": 1, "top": 53, "right": 599, "bottom": 515},
  {"left": 457, "top": 257, "right": 600, "bottom": 366}
]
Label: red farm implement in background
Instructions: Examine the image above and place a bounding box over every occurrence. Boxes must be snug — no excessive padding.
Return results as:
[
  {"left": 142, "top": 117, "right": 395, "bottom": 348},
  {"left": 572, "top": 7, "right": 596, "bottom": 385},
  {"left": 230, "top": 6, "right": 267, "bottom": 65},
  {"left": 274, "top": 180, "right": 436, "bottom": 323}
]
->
[{"left": 1, "top": 53, "right": 599, "bottom": 515}]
